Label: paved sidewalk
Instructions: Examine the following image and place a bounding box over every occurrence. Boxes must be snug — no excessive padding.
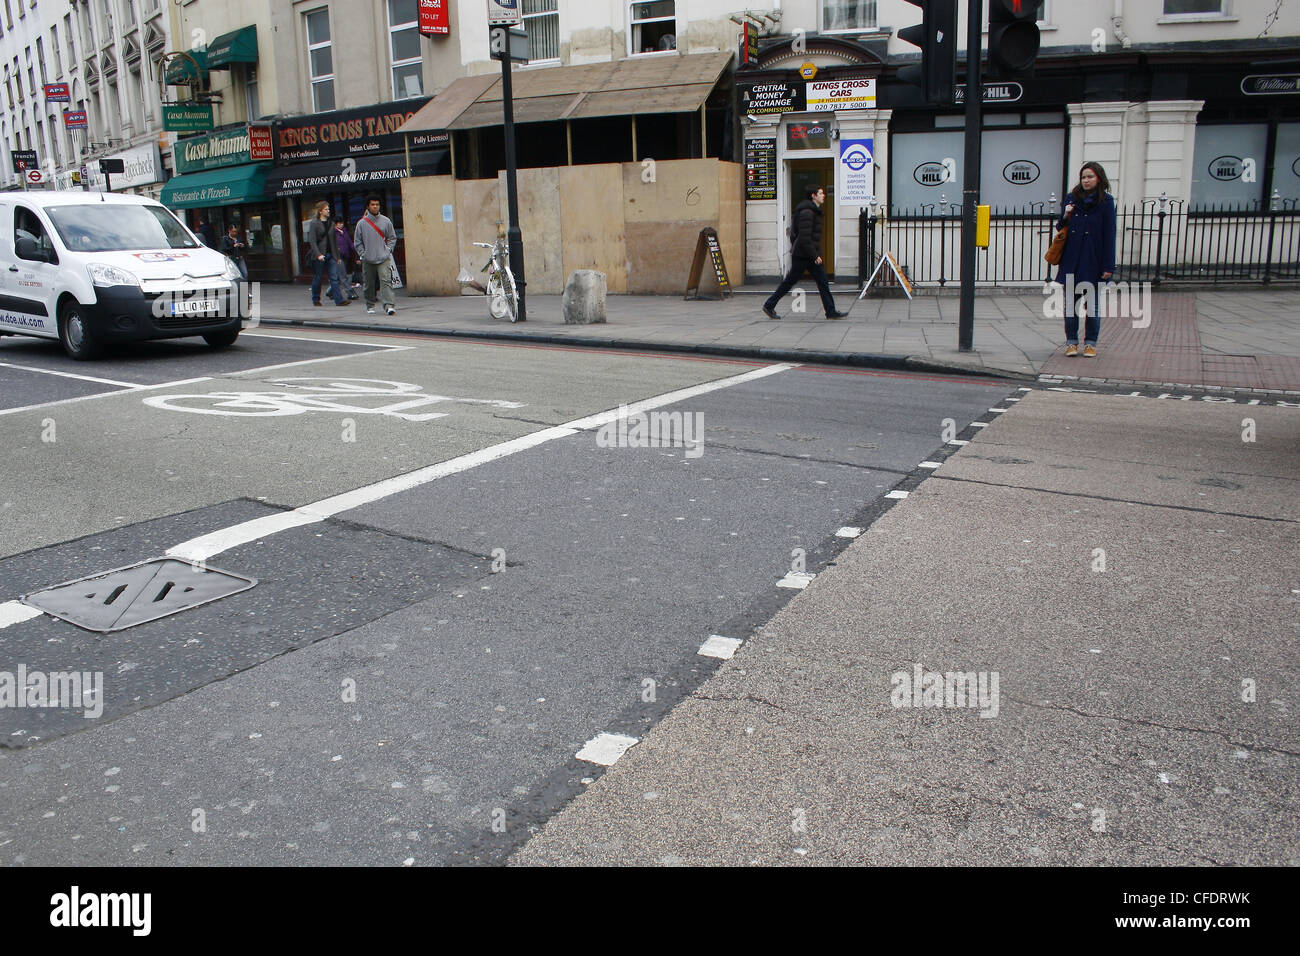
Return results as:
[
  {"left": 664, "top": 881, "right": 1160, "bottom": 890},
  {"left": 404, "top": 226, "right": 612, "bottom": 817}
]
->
[{"left": 252, "top": 282, "right": 1300, "bottom": 390}]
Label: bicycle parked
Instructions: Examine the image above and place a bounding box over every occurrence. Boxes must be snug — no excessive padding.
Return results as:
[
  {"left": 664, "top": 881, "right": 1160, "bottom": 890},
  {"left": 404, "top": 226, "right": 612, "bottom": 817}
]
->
[{"left": 468, "top": 234, "right": 519, "bottom": 323}]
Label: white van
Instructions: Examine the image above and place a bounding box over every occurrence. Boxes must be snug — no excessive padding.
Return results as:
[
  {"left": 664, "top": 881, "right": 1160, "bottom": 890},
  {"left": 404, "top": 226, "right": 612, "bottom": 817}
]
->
[{"left": 0, "top": 191, "right": 245, "bottom": 360}]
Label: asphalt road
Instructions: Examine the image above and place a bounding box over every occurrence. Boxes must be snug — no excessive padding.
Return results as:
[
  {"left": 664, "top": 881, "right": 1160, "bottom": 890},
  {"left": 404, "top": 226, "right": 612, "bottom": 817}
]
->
[{"left": 0, "top": 327, "right": 1013, "bottom": 864}]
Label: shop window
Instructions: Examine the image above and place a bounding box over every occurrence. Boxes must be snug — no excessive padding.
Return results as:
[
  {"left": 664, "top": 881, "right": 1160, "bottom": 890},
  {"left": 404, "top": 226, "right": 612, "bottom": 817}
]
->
[
  {"left": 890, "top": 127, "right": 1064, "bottom": 213},
  {"left": 629, "top": 1, "right": 675, "bottom": 55},
  {"left": 524, "top": 0, "right": 559, "bottom": 63},
  {"left": 305, "top": 7, "right": 334, "bottom": 112},
  {"left": 387, "top": 0, "right": 422, "bottom": 99},
  {"left": 822, "top": 0, "right": 876, "bottom": 33},
  {"left": 1190, "top": 123, "right": 1268, "bottom": 209},
  {"left": 1270, "top": 123, "right": 1300, "bottom": 206}
]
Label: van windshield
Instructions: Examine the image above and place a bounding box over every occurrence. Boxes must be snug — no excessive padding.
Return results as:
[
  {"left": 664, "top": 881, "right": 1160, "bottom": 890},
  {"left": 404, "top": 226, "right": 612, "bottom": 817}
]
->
[{"left": 45, "top": 204, "right": 199, "bottom": 253}]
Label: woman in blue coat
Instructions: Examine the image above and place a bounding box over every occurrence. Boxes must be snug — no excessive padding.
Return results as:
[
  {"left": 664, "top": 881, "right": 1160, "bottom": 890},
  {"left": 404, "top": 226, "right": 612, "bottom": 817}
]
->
[{"left": 1055, "top": 161, "right": 1116, "bottom": 357}]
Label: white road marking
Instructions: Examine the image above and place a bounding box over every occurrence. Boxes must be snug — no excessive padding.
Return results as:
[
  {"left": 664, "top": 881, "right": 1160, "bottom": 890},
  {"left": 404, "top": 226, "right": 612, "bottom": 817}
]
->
[
  {"left": 1018, "top": 387, "right": 1031, "bottom": 392},
  {"left": 969, "top": 421, "right": 987, "bottom": 428},
  {"left": 776, "top": 571, "right": 815, "bottom": 589},
  {"left": 229, "top": 345, "right": 414, "bottom": 377},
  {"left": 0, "top": 377, "right": 213, "bottom": 418},
  {"left": 946, "top": 439, "right": 969, "bottom": 446},
  {"left": 698, "top": 635, "right": 744, "bottom": 659},
  {"left": 885, "top": 490, "right": 910, "bottom": 499},
  {"left": 835, "top": 526, "right": 863, "bottom": 537},
  {"left": 0, "top": 600, "right": 43, "bottom": 629},
  {"left": 988, "top": 408, "right": 1005, "bottom": 414},
  {"left": 576, "top": 732, "right": 639, "bottom": 766},
  {"left": 241, "top": 331, "right": 410, "bottom": 349},
  {"left": 919, "top": 461, "right": 942, "bottom": 469},
  {"left": 167, "top": 363, "right": 797, "bottom": 563},
  {"left": 0, "top": 361, "right": 138, "bottom": 387}
]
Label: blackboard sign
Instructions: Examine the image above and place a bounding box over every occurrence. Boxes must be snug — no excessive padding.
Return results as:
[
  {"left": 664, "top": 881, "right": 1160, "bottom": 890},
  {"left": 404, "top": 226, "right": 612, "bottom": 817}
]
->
[
  {"left": 684, "top": 227, "right": 733, "bottom": 300},
  {"left": 745, "top": 137, "right": 776, "bottom": 201}
]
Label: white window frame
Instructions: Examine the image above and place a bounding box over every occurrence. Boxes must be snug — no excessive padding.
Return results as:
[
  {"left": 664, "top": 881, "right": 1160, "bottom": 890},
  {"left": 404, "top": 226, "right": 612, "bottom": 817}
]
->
[
  {"left": 386, "top": 0, "right": 422, "bottom": 100},
  {"left": 522, "top": 0, "right": 559, "bottom": 65},
  {"left": 820, "top": 0, "right": 878, "bottom": 35},
  {"left": 628, "top": 1, "right": 676, "bottom": 58},
  {"left": 244, "top": 63, "right": 259, "bottom": 122},
  {"left": 305, "top": 7, "right": 334, "bottom": 113}
]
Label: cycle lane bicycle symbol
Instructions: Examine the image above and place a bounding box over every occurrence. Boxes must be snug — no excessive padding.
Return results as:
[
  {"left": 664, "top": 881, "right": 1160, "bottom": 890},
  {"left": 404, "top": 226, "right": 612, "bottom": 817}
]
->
[{"left": 142, "top": 378, "right": 527, "bottom": 422}]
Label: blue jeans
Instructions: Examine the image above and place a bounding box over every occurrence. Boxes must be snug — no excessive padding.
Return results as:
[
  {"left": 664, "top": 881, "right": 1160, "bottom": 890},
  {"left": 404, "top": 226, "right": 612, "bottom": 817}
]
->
[
  {"left": 311, "top": 255, "right": 344, "bottom": 304},
  {"left": 1064, "top": 290, "right": 1100, "bottom": 345}
]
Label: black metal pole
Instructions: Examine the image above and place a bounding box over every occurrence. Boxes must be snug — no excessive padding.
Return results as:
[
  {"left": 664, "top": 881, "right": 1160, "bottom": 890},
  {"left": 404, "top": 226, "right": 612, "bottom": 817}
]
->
[
  {"left": 958, "top": 0, "right": 983, "bottom": 352},
  {"left": 500, "top": 44, "right": 526, "bottom": 321}
]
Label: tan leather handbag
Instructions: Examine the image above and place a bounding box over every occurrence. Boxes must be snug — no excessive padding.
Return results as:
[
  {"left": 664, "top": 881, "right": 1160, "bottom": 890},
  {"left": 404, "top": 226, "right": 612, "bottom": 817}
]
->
[{"left": 1044, "top": 226, "right": 1068, "bottom": 265}]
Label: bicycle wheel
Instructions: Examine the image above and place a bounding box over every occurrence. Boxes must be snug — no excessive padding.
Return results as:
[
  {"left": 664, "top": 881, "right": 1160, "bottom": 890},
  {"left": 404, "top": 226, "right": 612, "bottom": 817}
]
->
[
  {"left": 498, "top": 263, "right": 519, "bottom": 322},
  {"left": 487, "top": 268, "right": 510, "bottom": 320}
]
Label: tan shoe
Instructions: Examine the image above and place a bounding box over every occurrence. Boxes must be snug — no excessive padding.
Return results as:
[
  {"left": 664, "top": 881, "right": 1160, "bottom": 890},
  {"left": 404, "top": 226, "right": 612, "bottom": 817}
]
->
[
  {"left": 1065, "top": 344, "right": 1078, "bottom": 357},
  {"left": 1083, "top": 345, "right": 1097, "bottom": 357}
]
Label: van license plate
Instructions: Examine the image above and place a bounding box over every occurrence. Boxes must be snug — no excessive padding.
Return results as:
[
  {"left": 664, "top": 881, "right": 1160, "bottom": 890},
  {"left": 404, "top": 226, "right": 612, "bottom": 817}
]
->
[{"left": 171, "top": 299, "right": 219, "bottom": 315}]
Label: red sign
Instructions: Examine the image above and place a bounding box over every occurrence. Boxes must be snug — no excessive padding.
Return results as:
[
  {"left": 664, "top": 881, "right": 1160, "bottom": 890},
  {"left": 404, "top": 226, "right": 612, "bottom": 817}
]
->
[
  {"left": 44, "top": 83, "right": 71, "bottom": 102},
  {"left": 248, "top": 124, "right": 273, "bottom": 161},
  {"left": 63, "top": 109, "right": 88, "bottom": 129},
  {"left": 418, "top": 0, "right": 449, "bottom": 36},
  {"left": 26, "top": 169, "right": 43, "bottom": 183}
]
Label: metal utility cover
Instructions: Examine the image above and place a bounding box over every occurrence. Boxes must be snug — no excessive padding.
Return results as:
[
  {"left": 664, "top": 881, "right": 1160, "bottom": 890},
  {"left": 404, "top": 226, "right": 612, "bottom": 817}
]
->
[{"left": 22, "top": 558, "right": 257, "bottom": 633}]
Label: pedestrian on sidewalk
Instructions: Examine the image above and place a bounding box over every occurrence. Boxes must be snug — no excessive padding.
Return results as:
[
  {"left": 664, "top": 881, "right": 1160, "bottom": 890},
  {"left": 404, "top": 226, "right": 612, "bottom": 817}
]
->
[
  {"left": 326, "top": 216, "right": 353, "bottom": 307},
  {"left": 332, "top": 217, "right": 360, "bottom": 300},
  {"left": 307, "top": 201, "right": 346, "bottom": 307},
  {"left": 763, "top": 184, "right": 847, "bottom": 321},
  {"left": 354, "top": 195, "right": 397, "bottom": 316},
  {"left": 1056, "top": 161, "right": 1116, "bottom": 357},
  {"left": 220, "top": 225, "right": 248, "bottom": 280}
]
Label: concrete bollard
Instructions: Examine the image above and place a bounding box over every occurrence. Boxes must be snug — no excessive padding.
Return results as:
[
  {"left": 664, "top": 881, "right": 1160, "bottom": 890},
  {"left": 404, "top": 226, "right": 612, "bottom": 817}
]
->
[{"left": 562, "top": 270, "right": 607, "bottom": 324}]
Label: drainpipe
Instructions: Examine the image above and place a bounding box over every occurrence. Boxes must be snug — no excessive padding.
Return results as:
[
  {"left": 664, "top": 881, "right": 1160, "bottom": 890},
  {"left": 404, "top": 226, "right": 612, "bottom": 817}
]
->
[{"left": 1112, "top": 0, "right": 1132, "bottom": 49}]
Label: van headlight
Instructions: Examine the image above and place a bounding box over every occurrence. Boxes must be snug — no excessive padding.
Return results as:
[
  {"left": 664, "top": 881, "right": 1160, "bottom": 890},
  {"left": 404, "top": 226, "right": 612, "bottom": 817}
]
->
[
  {"left": 222, "top": 257, "right": 243, "bottom": 280},
  {"left": 87, "top": 263, "right": 141, "bottom": 287}
]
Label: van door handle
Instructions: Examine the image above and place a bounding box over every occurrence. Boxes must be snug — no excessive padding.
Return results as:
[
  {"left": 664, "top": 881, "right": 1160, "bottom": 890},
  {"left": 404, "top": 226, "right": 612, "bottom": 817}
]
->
[{"left": 7, "top": 265, "right": 17, "bottom": 272}]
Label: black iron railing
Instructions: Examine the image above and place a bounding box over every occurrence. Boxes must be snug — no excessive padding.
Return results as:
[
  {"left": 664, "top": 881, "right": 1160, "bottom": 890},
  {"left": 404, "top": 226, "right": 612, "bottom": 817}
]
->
[{"left": 857, "top": 199, "right": 1300, "bottom": 287}]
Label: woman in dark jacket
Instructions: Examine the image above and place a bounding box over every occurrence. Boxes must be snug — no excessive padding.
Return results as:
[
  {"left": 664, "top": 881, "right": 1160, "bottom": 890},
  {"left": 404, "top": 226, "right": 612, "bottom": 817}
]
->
[{"left": 1055, "top": 161, "right": 1116, "bottom": 357}]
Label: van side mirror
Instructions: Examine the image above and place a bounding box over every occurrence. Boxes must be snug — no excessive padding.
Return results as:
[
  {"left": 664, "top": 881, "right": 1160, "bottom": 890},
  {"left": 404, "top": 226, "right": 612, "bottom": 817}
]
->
[{"left": 15, "top": 235, "right": 43, "bottom": 261}]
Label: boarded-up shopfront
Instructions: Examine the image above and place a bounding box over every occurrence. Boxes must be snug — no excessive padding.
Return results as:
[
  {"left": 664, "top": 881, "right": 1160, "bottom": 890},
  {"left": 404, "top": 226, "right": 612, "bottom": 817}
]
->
[{"left": 398, "top": 52, "right": 743, "bottom": 295}]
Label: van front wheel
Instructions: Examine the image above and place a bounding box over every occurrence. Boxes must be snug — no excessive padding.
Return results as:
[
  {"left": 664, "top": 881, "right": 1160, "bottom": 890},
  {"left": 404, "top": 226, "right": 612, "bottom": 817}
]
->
[
  {"left": 203, "top": 330, "right": 240, "bottom": 349},
  {"left": 59, "top": 302, "right": 102, "bottom": 361}
]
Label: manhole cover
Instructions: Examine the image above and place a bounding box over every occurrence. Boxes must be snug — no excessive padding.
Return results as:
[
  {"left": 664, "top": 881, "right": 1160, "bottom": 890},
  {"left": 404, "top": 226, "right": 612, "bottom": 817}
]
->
[{"left": 21, "top": 558, "right": 257, "bottom": 633}]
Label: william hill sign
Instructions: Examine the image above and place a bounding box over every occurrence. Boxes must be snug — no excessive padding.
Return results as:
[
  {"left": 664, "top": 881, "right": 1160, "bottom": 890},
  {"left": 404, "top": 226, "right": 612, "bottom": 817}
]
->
[{"left": 174, "top": 128, "right": 256, "bottom": 174}]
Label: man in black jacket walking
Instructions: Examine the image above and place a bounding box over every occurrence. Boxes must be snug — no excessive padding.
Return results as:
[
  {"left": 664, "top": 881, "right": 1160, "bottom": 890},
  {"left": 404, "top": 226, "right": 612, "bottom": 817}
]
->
[{"left": 763, "top": 184, "right": 846, "bottom": 320}]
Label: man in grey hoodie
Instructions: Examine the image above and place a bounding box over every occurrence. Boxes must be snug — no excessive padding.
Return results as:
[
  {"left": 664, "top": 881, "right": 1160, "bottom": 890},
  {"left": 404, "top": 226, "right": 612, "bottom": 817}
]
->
[{"left": 353, "top": 195, "right": 398, "bottom": 315}]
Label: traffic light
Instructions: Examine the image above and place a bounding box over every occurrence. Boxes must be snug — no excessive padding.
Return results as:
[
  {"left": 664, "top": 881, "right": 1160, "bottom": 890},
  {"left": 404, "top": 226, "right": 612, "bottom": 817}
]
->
[
  {"left": 988, "top": 0, "right": 1042, "bottom": 77},
  {"left": 898, "top": 0, "right": 958, "bottom": 105}
]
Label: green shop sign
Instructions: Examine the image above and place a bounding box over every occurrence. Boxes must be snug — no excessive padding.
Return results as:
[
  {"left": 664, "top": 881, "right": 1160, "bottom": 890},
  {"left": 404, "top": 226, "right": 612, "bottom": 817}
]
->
[
  {"left": 174, "top": 127, "right": 255, "bottom": 174},
  {"left": 163, "top": 103, "right": 214, "bottom": 132}
]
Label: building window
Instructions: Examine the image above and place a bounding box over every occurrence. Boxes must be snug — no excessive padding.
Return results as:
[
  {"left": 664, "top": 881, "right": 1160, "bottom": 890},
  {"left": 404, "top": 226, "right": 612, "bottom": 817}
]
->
[
  {"left": 65, "top": 14, "right": 75, "bottom": 68},
  {"left": 51, "top": 26, "right": 62, "bottom": 78},
  {"left": 524, "top": 0, "right": 559, "bottom": 62},
  {"left": 629, "top": 2, "right": 675, "bottom": 55},
  {"left": 245, "top": 64, "right": 259, "bottom": 121},
  {"left": 822, "top": 0, "right": 876, "bottom": 32},
  {"left": 386, "top": 0, "right": 422, "bottom": 99},
  {"left": 1163, "top": 0, "right": 1226, "bottom": 13},
  {"left": 305, "top": 8, "right": 334, "bottom": 112},
  {"left": 1190, "top": 123, "right": 1268, "bottom": 208},
  {"left": 36, "top": 38, "right": 46, "bottom": 86}
]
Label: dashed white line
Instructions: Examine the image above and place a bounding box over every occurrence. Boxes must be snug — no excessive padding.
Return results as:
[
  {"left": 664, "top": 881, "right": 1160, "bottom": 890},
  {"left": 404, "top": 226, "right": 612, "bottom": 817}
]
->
[
  {"left": 988, "top": 408, "right": 1005, "bottom": 414},
  {"left": 946, "top": 439, "right": 969, "bottom": 446},
  {"left": 835, "top": 526, "right": 863, "bottom": 537},
  {"left": 167, "top": 363, "right": 799, "bottom": 563},
  {"left": 776, "top": 571, "right": 815, "bottom": 590},
  {"left": 885, "top": 490, "right": 910, "bottom": 499},
  {"left": 919, "top": 461, "right": 942, "bottom": 469},
  {"left": 576, "top": 732, "right": 639, "bottom": 766},
  {"left": 698, "top": 635, "right": 744, "bottom": 659},
  {"left": 969, "top": 421, "right": 987, "bottom": 428},
  {"left": 0, "top": 600, "right": 43, "bottom": 629}
]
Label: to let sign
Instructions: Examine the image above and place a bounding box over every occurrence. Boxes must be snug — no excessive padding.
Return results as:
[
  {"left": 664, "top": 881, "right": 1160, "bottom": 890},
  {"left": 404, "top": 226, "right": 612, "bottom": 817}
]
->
[
  {"left": 418, "top": 0, "right": 449, "bottom": 35},
  {"left": 43, "top": 83, "right": 71, "bottom": 102},
  {"left": 63, "top": 109, "right": 88, "bottom": 128}
]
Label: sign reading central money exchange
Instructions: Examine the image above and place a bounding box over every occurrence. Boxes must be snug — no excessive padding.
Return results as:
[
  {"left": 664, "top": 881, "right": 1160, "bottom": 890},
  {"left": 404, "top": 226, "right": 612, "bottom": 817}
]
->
[{"left": 739, "top": 81, "right": 806, "bottom": 115}]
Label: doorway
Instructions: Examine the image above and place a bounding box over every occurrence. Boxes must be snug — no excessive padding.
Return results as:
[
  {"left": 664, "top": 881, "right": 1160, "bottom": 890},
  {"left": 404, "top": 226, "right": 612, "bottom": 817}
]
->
[{"left": 788, "top": 158, "right": 835, "bottom": 279}]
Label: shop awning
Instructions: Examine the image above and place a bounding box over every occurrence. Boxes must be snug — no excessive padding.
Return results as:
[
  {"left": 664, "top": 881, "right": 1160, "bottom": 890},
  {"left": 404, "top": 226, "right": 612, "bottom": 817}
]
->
[
  {"left": 161, "top": 163, "right": 270, "bottom": 208},
  {"left": 400, "top": 51, "right": 734, "bottom": 132},
  {"left": 164, "top": 50, "right": 208, "bottom": 85},
  {"left": 206, "top": 26, "right": 258, "bottom": 69},
  {"left": 263, "top": 149, "right": 449, "bottom": 197}
]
